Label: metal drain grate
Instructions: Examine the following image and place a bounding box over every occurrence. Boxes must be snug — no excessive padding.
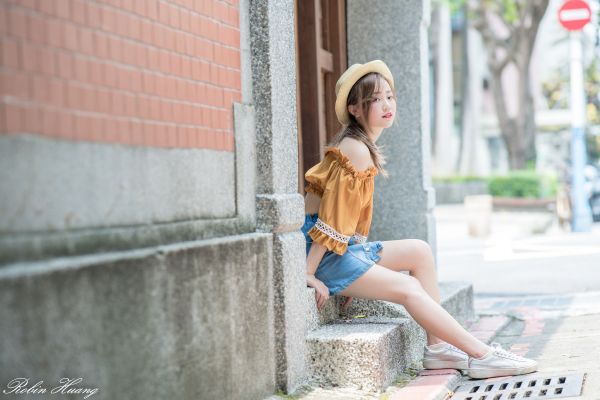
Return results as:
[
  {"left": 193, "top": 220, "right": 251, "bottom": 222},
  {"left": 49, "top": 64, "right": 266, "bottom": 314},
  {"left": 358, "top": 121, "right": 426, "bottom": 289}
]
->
[{"left": 450, "top": 373, "right": 585, "bottom": 399}]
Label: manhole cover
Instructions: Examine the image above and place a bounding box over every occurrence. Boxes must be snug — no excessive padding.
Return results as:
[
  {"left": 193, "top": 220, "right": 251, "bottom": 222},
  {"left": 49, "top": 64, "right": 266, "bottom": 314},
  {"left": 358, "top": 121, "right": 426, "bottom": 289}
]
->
[{"left": 450, "top": 373, "right": 585, "bottom": 399}]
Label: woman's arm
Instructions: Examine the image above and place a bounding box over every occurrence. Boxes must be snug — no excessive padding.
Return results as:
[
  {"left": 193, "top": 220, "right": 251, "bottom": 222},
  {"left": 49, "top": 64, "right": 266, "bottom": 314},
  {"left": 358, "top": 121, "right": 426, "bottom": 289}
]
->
[{"left": 306, "top": 242, "right": 329, "bottom": 310}]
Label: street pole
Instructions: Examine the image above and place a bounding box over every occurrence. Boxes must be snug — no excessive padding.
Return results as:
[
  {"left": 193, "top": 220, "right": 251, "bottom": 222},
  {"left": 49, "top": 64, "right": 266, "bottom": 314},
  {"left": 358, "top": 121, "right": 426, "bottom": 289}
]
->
[{"left": 569, "top": 30, "right": 593, "bottom": 231}]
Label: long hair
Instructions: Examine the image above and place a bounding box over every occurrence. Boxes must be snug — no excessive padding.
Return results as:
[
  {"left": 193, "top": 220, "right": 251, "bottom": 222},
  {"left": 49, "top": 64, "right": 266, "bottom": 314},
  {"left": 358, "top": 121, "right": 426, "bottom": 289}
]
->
[{"left": 329, "top": 72, "right": 391, "bottom": 177}]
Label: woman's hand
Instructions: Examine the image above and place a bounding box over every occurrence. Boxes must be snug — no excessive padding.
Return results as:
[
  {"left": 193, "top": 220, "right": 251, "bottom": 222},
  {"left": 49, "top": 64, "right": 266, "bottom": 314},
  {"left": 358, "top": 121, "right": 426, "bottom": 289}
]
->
[
  {"left": 340, "top": 296, "right": 353, "bottom": 312},
  {"left": 306, "top": 274, "right": 329, "bottom": 310}
]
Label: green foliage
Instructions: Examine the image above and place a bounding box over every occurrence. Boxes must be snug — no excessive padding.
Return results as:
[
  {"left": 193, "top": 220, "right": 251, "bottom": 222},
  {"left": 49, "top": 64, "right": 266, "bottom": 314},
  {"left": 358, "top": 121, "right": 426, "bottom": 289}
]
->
[
  {"left": 433, "top": 175, "right": 486, "bottom": 184},
  {"left": 487, "top": 170, "right": 557, "bottom": 198}
]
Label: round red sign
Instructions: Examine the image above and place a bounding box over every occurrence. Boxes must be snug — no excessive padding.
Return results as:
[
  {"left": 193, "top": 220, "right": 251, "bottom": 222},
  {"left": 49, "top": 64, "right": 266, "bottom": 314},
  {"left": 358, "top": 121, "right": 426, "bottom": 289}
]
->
[{"left": 558, "top": 0, "right": 592, "bottom": 31}]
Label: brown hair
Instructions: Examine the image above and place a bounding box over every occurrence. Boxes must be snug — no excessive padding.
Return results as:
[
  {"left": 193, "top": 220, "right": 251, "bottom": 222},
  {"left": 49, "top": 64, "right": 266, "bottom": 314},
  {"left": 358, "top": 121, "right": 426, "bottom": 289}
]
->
[{"left": 329, "top": 72, "right": 392, "bottom": 177}]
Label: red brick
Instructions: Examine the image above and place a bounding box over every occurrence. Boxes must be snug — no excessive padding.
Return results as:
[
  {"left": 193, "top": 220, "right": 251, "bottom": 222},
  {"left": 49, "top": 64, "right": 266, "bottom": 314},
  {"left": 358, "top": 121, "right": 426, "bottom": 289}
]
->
[
  {"left": 128, "top": 15, "right": 141, "bottom": 41},
  {"left": 73, "top": 56, "right": 88, "bottom": 82},
  {"left": 82, "top": 86, "right": 95, "bottom": 111},
  {"left": 5, "top": 104, "right": 26, "bottom": 132},
  {"left": 8, "top": 7, "right": 28, "bottom": 39},
  {"left": 180, "top": 9, "right": 191, "bottom": 31},
  {"left": 78, "top": 28, "right": 94, "bottom": 56},
  {"left": 123, "top": 93, "right": 136, "bottom": 117},
  {"left": 165, "top": 76, "right": 176, "bottom": 98},
  {"left": 0, "top": 6, "right": 7, "bottom": 35},
  {"left": 158, "top": 49, "right": 169, "bottom": 73},
  {"left": 169, "top": 5, "right": 180, "bottom": 28},
  {"left": 58, "top": 112, "right": 75, "bottom": 139},
  {"left": 23, "top": 106, "right": 42, "bottom": 133},
  {"left": 175, "top": 79, "right": 186, "bottom": 99},
  {"left": 44, "top": 18, "right": 62, "bottom": 47},
  {"left": 231, "top": 69, "right": 241, "bottom": 90},
  {"left": 71, "top": 0, "right": 87, "bottom": 25},
  {"left": 43, "top": 108, "right": 61, "bottom": 137},
  {"left": 169, "top": 54, "right": 181, "bottom": 76},
  {"left": 20, "top": 42, "right": 40, "bottom": 73},
  {"left": 88, "top": 60, "right": 103, "bottom": 86},
  {"left": 189, "top": 13, "right": 201, "bottom": 36},
  {"left": 37, "top": 0, "right": 55, "bottom": 16},
  {"left": 96, "top": 88, "right": 111, "bottom": 113},
  {"left": 228, "top": 4, "right": 239, "bottom": 27},
  {"left": 55, "top": 0, "right": 71, "bottom": 19},
  {"left": 145, "top": 0, "right": 158, "bottom": 20},
  {"left": 28, "top": 13, "right": 47, "bottom": 43},
  {"left": 108, "top": 37, "right": 123, "bottom": 62},
  {"left": 63, "top": 23, "right": 78, "bottom": 51},
  {"left": 2, "top": 69, "right": 29, "bottom": 99},
  {"left": 213, "top": 1, "right": 229, "bottom": 24},
  {"left": 101, "top": 6, "right": 117, "bottom": 33},
  {"left": 157, "top": 2, "right": 170, "bottom": 26},
  {"left": 1, "top": 37, "right": 20, "bottom": 69},
  {"left": 102, "top": 63, "right": 117, "bottom": 88},
  {"left": 161, "top": 99, "right": 174, "bottom": 121},
  {"left": 218, "top": 24, "right": 239, "bottom": 47},
  {"left": 175, "top": 31, "right": 185, "bottom": 54},
  {"left": 56, "top": 51, "right": 73, "bottom": 79},
  {"left": 94, "top": 32, "right": 109, "bottom": 59},
  {"left": 48, "top": 78, "right": 66, "bottom": 107},
  {"left": 131, "top": 43, "right": 146, "bottom": 68},
  {"left": 87, "top": 3, "right": 103, "bottom": 29}
]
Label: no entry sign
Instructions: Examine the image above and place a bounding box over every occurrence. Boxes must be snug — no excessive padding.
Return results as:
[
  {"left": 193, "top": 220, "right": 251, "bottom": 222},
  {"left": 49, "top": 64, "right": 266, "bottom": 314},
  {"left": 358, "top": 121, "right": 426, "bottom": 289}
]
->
[{"left": 558, "top": 0, "right": 592, "bottom": 31}]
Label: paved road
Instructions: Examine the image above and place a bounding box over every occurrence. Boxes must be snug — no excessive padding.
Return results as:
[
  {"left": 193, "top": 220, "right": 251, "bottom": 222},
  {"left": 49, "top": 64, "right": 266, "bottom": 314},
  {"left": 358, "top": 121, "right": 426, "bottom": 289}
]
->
[{"left": 435, "top": 204, "right": 600, "bottom": 295}]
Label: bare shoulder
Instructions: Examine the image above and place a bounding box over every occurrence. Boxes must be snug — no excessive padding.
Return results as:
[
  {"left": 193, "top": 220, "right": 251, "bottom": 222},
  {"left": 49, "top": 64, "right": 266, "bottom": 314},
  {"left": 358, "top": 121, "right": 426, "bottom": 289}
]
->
[{"left": 337, "top": 137, "right": 374, "bottom": 171}]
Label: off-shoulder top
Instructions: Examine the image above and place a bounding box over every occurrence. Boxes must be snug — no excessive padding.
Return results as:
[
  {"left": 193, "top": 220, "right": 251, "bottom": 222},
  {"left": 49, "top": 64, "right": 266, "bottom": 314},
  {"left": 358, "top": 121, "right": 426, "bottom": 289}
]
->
[{"left": 304, "top": 147, "right": 378, "bottom": 255}]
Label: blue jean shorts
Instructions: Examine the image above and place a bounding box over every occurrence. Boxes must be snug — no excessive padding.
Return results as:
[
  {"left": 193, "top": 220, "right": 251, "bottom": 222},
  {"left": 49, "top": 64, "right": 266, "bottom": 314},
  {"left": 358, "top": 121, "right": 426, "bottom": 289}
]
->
[{"left": 301, "top": 213, "right": 383, "bottom": 295}]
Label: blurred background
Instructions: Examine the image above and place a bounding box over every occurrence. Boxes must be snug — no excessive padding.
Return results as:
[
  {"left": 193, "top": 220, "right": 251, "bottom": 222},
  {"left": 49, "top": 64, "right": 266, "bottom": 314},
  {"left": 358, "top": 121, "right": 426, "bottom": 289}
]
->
[{"left": 429, "top": 0, "right": 600, "bottom": 230}]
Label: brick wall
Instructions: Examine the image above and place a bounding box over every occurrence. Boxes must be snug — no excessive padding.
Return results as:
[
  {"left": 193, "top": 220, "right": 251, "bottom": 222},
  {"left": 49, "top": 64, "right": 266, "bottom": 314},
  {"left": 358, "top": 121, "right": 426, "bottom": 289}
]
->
[{"left": 0, "top": 0, "right": 240, "bottom": 151}]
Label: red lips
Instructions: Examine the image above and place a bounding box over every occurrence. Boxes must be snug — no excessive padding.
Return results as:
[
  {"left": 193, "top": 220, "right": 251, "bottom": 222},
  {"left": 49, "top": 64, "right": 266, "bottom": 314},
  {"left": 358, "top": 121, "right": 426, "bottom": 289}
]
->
[{"left": 383, "top": 112, "right": 393, "bottom": 119}]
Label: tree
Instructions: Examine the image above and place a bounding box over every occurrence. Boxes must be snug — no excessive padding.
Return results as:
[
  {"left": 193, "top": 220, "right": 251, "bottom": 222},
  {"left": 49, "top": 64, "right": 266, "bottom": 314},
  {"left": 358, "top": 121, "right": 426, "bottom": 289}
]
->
[{"left": 466, "top": 0, "right": 550, "bottom": 169}]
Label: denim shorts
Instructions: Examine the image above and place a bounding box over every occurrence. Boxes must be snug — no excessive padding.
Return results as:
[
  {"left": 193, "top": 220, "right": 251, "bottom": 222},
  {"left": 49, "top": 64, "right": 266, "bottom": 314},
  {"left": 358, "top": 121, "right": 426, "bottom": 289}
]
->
[{"left": 301, "top": 213, "right": 383, "bottom": 295}]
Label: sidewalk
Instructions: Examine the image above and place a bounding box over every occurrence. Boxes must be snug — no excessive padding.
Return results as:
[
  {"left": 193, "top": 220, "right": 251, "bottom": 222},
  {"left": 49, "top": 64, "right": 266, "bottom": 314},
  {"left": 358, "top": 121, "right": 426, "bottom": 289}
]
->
[{"left": 433, "top": 204, "right": 600, "bottom": 399}]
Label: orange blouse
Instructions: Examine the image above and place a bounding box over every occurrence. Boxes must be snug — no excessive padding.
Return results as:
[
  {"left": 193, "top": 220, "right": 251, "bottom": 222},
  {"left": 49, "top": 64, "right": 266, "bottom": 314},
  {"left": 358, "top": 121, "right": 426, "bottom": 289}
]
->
[{"left": 304, "top": 147, "right": 378, "bottom": 255}]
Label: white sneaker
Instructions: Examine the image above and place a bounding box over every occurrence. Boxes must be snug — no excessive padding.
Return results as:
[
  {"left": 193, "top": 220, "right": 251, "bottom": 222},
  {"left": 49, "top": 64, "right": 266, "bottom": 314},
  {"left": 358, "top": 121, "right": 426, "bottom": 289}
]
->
[
  {"left": 467, "top": 343, "right": 538, "bottom": 379},
  {"left": 423, "top": 343, "right": 469, "bottom": 370}
]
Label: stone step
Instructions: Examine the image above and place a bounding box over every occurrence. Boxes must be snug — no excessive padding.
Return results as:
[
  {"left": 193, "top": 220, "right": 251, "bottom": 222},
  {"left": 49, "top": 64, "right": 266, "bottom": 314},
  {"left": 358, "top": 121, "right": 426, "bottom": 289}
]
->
[
  {"left": 305, "top": 281, "right": 475, "bottom": 392},
  {"left": 306, "top": 317, "right": 423, "bottom": 392}
]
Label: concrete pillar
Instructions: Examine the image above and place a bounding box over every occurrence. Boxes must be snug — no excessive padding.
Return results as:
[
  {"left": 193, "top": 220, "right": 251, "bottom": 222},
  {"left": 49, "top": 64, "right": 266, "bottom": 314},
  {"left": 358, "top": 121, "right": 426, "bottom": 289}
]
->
[
  {"left": 347, "top": 0, "right": 436, "bottom": 251},
  {"left": 248, "top": 0, "right": 307, "bottom": 392}
]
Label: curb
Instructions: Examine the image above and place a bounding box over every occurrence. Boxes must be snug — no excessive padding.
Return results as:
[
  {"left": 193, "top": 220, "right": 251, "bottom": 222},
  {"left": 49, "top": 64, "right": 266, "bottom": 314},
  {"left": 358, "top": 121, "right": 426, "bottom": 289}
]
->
[{"left": 389, "top": 369, "right": 461, "bottom": 400}]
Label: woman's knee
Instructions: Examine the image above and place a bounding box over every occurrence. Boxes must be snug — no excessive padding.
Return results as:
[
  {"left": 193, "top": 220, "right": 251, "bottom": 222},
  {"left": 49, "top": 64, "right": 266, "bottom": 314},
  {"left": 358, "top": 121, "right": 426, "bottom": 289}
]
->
[
  {"left": 406, "top": 239, "right": 435, "bottom": 271},
  {"left": 392, "top": 274, "right": 426, "bottom": 304}
]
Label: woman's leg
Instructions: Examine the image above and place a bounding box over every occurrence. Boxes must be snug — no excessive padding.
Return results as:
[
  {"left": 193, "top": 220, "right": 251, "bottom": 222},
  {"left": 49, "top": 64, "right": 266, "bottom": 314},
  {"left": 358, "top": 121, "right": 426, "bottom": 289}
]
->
[
  {"left": 376, "top": 239, "right": 443, "bottom": 345},
  {"left": 339, "top": 263, "right": 489, "bottom": 358}
]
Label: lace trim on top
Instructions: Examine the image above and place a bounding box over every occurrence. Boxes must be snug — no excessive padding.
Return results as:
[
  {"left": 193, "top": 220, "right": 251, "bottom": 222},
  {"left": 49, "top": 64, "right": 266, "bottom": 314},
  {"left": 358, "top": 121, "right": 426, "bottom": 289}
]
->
[
  {"left": 325, "top": 147, "right": 379, "bottom": 179},
  {"left": 351, "top": 233, "right": 367, "bottom": 244},
  {"left": 314, "top": 218, "right": 350, "bottom": 244},
  {"left": 314, "top": 218, "right": 368, "bottom": 246}
]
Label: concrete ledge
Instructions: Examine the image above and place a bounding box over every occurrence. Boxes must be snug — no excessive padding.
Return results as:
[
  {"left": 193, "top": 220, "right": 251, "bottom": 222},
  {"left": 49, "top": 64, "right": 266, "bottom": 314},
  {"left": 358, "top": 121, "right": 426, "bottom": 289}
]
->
[{"left": 0, "top": 233, "right": 276, "bottom": 400}]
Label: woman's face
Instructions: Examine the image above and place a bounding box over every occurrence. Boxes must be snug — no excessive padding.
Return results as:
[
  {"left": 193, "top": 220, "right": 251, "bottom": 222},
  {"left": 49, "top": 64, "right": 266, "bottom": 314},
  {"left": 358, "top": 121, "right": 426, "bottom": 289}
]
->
[{"left": 366, "top": 78, "right": 396, "bottom": 131}]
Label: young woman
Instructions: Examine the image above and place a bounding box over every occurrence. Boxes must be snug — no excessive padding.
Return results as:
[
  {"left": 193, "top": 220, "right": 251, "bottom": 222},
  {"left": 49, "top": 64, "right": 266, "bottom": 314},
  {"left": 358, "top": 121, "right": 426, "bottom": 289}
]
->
[{"left": 301, "top": 60, "right": 537, "bottom": 379}]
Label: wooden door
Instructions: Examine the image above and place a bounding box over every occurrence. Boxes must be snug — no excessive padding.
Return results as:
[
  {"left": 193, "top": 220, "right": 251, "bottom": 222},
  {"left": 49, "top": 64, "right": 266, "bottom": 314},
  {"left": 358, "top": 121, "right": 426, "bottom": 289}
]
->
[{"left": 296, "top": 0, "right": 347, "bottom": 193}]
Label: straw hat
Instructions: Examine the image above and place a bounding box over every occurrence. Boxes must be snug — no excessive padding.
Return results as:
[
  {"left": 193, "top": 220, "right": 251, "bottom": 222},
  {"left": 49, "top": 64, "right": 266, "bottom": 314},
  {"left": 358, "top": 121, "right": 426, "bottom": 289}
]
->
[{"left": 335, "top": 60, "right": 394, "bottom": 125}]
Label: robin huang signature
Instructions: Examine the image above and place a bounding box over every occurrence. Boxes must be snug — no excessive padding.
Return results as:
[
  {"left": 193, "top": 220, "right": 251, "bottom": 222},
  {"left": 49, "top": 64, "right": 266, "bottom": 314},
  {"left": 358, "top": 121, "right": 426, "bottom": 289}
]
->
[{"left": 3, "top": 377, "right": 99, "bottom": 399}]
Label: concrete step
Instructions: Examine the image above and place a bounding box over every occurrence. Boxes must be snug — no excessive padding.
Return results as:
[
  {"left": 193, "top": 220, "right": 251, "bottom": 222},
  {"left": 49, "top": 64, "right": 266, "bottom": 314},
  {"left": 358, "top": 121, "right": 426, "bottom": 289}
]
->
[
  {"left": 306, "top": 317, "right": 423, "bottom": 392},
  {"left": 305, "top": 281, "right": 475, "bottom": 392}
]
